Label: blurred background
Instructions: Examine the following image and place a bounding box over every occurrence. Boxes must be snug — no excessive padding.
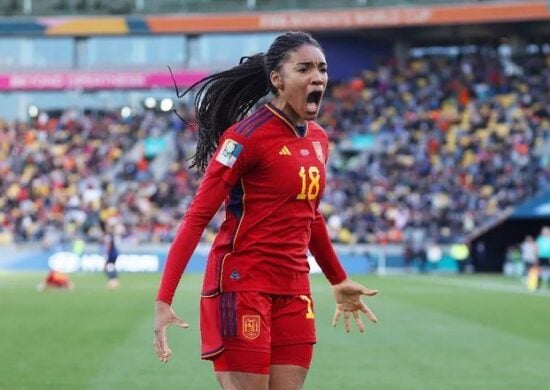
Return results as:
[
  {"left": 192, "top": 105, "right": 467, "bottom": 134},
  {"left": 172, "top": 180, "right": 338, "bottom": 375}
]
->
[
  {"left": 1, "top": 0, "right": 549, "bottom": 276},
  {"left": 1, "top": 1, "right": 550, "bottom": 389}
]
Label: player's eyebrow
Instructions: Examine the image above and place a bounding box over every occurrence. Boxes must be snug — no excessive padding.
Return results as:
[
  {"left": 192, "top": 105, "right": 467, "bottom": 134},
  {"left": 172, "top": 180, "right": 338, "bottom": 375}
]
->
[{"left": 295, "top": 61, "right": 327, "bottom": 67}]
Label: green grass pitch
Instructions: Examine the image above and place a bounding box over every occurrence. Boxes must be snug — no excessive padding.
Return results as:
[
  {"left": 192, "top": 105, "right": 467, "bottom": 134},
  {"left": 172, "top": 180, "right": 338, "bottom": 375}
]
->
[{"left": 1, "top": 272, "right": 549, "bottom": 389}]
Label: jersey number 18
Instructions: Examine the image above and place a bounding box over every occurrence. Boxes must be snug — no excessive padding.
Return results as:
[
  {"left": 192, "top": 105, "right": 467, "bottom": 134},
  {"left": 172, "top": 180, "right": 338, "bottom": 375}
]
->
[{"left": 297, "top": 166, "right": 320, "bottom": 200}]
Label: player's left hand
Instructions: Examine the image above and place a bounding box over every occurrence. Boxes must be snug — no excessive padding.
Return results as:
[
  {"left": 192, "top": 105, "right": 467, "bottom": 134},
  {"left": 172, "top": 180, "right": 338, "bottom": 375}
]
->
[{"left": 332, "top": 278, "right": 378, "bottom": 333}]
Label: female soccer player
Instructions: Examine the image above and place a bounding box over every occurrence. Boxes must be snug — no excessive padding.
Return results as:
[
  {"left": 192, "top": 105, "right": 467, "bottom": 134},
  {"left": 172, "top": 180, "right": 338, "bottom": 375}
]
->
[
  {"left": 103, "top": 228, "right": 120, "bottom": 290},
  {"left": 154, "top": 31, "right": 379, "bottom": 389}
]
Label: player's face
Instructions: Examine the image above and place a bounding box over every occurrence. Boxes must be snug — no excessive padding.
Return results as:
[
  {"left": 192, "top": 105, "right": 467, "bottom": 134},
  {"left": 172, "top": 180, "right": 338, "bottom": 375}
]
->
[{"left": 271, "top": 44, "right": 328, "bottom": 125}]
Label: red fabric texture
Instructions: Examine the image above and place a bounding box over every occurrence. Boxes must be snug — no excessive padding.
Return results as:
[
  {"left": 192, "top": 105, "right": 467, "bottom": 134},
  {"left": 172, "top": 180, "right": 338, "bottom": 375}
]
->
[
  {"left": 271, "top": 343, "right": 314, "bottom": 369},
  {"left": 46, "top": 271, "right": 70, "bottom": 287},
  {"left": 212, "top": 349, "right": 271, "bottom": 374},
  {"left": 201, "top": 292, "right": 316, "bottom": 362},
  {"left": 156, "top": 172, "right": 232, "bottom": 304},
  {"left": 200, "top": 295, "right": 224, "bottom": 360},
  {"left": 212, "top": 343, "right": 314, "bottom": 373},
  {"left": 157, "top": 104, "right": 347, "bottom": 306},
  {"left": 308, "top": 211, "right": 347, "bottom": 285}
]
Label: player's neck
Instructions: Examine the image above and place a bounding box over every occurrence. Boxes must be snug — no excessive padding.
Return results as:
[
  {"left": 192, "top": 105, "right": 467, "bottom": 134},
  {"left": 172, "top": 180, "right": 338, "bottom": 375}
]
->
[{"left": 269, "top": 99, "right": 306, "bottom": 126}]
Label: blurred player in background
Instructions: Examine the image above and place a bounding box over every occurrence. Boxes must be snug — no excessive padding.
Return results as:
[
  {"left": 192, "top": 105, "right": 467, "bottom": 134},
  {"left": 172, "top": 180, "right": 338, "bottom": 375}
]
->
[
  {"left": 103, "top": 226, "right": 120, "bottom": 290},
  {"left": 154, "top": 31, "right": 379, "bottom": 389},
  {"left": 536, "top": 226, "right": 550, "bottom": 289},
  {"left": 36, "top": 269, "right": 74, "bottom": 291},
  {"left": 521, "top": 235, "right": 538, "bottom": 276}
]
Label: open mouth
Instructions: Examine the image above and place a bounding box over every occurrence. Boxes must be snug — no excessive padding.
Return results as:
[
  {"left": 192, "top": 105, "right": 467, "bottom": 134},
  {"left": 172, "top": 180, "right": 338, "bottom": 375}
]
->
[{"left": 306, "top": 90, "right": 323, "bottom": 114}]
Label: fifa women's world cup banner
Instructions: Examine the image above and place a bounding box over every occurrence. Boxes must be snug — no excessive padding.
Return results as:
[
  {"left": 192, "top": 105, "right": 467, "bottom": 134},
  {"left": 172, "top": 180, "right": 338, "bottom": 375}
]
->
[
  {"left": 0, "top": 2, "right": 547, "bottom": 37},
  {"left": 0, "top": 70, "right": 208, "bottom": 91}
]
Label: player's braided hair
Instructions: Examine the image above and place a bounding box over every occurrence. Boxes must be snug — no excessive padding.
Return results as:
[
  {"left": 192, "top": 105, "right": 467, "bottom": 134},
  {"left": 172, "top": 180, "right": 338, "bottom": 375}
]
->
[{"left": 172, "top": 31, "right": 322, "bottom": 171}]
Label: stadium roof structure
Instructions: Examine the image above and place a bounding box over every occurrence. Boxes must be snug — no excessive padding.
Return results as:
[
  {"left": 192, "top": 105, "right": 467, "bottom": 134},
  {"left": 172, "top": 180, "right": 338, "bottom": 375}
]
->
[
  {"left": 469, "top": 190, "right": 550, "bottom": 272},
  {"left": 467, "top": 190, "right": 550, "bottom": 244},
  {"left": 0, "top": 1, "right": 549, "bottom": 36},
  {"left": 510, "top": 190, "right": 550, "bottom": 220}
]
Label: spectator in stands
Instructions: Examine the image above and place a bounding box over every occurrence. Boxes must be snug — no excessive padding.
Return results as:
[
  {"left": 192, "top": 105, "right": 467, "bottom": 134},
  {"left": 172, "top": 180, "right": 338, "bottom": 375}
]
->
[
  {"left": 1, "top": 46, "right": 549, "bottom": 249},
  {"left": 317, "top": 51, "right": 549, "bottom": 246}
]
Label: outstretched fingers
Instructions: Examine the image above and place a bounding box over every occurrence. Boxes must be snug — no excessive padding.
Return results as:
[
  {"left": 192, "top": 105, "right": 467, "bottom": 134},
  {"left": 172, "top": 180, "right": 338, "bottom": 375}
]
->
[
  {"left": 359, "top": 301, "right": 378, "bottom": 324},
  {"left": 353, "top": 310, "right": 365, "bottom": 333},
  {"left": 154, "top": 327, "right": 171, "bottom": 363},
  {"left": 174, "top": 317, "right": 189, "bottom": 329},
  {"left": 332, "top": 308, "right": 341, "bottom": 327},
  {"left": 361, "top": 287, "right": 379, "bottom": 297},
  {"left": 344, "top": 311, "right": 351, "bottom": 333},
  {"left": 333, "top": 306, "right": 377, "bottom": 332}
]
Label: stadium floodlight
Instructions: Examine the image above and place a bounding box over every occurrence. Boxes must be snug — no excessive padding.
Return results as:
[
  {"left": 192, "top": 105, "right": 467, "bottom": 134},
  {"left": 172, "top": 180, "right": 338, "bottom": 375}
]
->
[
  {"left": 120, "top": 106, "right": 132, "bottom": 119},
  {"left": 27, "top": 105, "right": 39, "bottom": 118},
  {"left": 144, "top": 97, "right": 157, "bottom": 109},
  {"left": 160, "top": 98, "right": 173, "bottom": 112}
]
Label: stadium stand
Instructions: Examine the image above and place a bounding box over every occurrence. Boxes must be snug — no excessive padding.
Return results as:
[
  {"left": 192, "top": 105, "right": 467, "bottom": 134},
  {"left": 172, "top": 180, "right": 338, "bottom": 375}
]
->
[
  {"left": 1, "top": 0, "right": 549, "bottom": 272},
  {"left": 1, "top": 48, "right": 548, "bottom": 249},
  {"left": 319, "top": 50, "right": 550, "bottom": 245}
]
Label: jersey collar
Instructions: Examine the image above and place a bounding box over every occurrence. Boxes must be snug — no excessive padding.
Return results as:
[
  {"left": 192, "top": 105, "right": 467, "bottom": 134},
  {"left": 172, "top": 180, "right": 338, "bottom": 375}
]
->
[{"left": 265, "top": 103, "right": 308, "bottom": 138}]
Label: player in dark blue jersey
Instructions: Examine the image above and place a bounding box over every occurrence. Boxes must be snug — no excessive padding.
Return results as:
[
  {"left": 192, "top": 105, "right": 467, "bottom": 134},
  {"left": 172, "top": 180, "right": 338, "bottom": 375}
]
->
[{"left": 104, "top": 228, "right": 120, "bottom": 289}]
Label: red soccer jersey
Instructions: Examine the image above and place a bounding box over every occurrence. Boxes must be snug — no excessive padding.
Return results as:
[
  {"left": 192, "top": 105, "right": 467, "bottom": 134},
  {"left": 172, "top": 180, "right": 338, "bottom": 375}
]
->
[
  {"left": 157, "top": 103, "right": 346, "bottom": 304},
  {"left": 46, "top": 271, "right": 70, "bottom": 287}
]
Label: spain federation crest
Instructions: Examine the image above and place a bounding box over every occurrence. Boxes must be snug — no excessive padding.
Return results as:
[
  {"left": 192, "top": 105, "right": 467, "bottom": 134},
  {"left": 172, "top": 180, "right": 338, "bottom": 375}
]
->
[
  {"left": 242, "top": 315, "right": 261, "bottom": 340},
  {"left": 312, "top": 141, "right": 324, "bottom": 162}
]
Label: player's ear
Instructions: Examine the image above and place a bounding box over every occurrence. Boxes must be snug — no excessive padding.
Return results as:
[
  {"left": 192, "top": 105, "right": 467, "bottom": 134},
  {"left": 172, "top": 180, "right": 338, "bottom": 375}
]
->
[{"left": 270, "top": 71, "right": 283, "bottom": 90}]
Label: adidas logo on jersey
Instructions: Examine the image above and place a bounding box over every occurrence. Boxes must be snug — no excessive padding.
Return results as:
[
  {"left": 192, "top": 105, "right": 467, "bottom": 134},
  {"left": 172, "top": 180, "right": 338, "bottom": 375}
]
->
[{"left": 279, "top": 146, "right": 291, "bottom": 156}]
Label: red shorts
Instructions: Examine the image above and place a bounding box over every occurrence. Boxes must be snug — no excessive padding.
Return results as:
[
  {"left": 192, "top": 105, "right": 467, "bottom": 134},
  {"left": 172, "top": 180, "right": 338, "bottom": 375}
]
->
[{"left": 200, "top": 292, "right": 316, "bottom": 374}]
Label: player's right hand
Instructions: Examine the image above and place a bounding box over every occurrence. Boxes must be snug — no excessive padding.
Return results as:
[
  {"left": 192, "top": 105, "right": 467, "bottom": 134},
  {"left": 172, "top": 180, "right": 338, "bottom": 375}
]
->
[{"left": 154, "top": 301, "right": 189, "bottom": 363}]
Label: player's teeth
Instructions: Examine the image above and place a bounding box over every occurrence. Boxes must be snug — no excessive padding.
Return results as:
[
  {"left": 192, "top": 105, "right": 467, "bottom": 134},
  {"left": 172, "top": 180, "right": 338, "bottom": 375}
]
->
[{"left": 307, "top": 103, "right": 317, "bottom": 112}]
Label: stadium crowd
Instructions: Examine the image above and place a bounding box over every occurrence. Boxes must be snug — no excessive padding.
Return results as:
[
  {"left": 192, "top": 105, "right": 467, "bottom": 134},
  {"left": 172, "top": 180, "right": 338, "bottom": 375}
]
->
[
  {"left": 1, "top": 48, "right": 549, "bottom": 247},
  {"left": 319, "top": 50, "right": 550, "bottom": 244}
]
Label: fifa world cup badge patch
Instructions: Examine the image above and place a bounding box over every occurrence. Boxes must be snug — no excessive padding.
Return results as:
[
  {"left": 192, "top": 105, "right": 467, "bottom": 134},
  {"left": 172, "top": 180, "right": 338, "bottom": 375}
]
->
[
  {"left": 312, "top": 141, "right": 324, "bottom": 162},
  {"left": 216, "top": 139, "right": 243, "bottom": 168},
  {"left": 242, "top": 315, "right": 261, "bottom": 340}
]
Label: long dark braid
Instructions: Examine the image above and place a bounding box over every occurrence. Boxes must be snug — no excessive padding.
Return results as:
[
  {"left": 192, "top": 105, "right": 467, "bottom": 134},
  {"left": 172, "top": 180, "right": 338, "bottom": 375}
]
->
[{"left": 173, "top": 31, "right": 322, "bottom": 171}]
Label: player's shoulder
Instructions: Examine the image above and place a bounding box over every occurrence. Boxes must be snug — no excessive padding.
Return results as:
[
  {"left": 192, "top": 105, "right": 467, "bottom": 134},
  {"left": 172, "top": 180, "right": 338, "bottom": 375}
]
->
[
  {"left": 307, "top": 121, "right": 328, "bottom": 140},
  {"left": 227, "top": 105, "right": 273, "bottom": 141}
]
